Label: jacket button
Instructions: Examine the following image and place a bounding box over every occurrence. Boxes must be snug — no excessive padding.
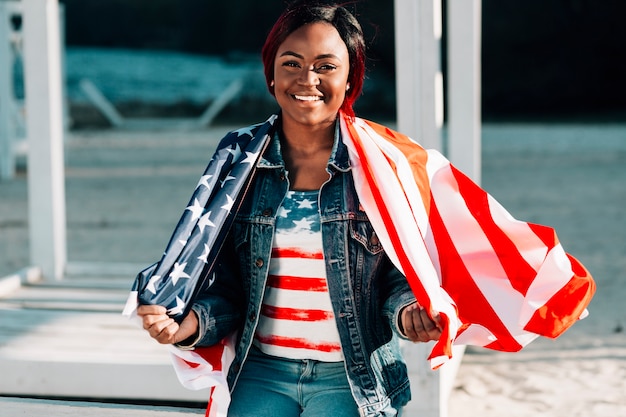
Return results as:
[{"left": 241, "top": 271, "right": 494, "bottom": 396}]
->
[
  {"left": 255, "top": 258, "right": 264, "bottom": 268},
  {"left": 279, "top": 173, "right": 286, "bottom": 181},
  {"left": 262, "top": 208, "right": 272, "bottom": 216},
  {"left": 248, "top": 312, "right": 256, "bottom": 321},
  {"left": 370, "top": 232, "right": 380, "bottom": 246}
]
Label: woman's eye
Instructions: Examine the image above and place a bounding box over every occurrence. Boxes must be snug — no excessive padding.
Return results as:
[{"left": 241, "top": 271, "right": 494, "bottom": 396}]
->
[
  {"left": 282, "top": 61, "right": 300, "bottom": 68},
  {"left": 315, "top": 64, "right": 336, "bottom": 72}
]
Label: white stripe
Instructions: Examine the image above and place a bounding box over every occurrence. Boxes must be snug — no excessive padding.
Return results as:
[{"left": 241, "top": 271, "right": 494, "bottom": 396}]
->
[
  {"left": 487, "top": 193, "right": 548, "bottom": 271},
  {"left": 268, "top": 257, "right": 325, "bottom": 278},
  {"left": 519, "top": 243, "right": 575, "bottom": 326},
  {"left": 427, "top": 160, "right": 530, "bottom": 340},
  {"left": 262, "top": 287, "right": 334, "bottom": 311},
  {"left": 342, "top": 118, "right": 462, "bottom": 352}
]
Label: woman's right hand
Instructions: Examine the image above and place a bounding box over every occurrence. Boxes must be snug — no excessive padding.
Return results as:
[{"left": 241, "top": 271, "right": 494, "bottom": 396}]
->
[{"left": 137, "top": 305, "right": 199, "bottom": 345}]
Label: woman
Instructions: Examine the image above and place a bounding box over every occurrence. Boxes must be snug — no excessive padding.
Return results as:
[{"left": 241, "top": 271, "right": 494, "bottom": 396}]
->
[
  {"left": 135, "top": 1, "right": 594, "bottom": 416},
  {"left": 138, "top": 2, "right": 440, "bottom": 416}
]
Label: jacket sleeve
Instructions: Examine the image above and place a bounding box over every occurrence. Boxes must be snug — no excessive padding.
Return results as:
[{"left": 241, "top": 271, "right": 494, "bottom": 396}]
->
[
  {"left": 180, "top": 232, "right": 245, "bottom": 348},
  {"left": 380, "top": 257, "right": 416, "bottom": 341}
]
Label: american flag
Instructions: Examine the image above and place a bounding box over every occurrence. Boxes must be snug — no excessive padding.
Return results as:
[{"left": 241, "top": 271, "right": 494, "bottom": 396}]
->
[
  {"left": 340, "top": 115, "right": 595, "bottom": 368},
  {"left": 124, "top": 115, "right": 276, "bottom": 322},
  {"left": 124, "top": 112, "right": 595, "bottom": 415}
]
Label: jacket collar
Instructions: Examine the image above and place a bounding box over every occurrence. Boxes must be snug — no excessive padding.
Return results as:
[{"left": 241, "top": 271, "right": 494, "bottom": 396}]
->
[{"left": 258, "top": 114, "right": 351, "bottom": 173}]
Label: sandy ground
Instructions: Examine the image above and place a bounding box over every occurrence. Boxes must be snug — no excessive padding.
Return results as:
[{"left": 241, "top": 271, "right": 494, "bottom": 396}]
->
[{"left": 0, "top": 122, "right": 625, "bottom": 416}]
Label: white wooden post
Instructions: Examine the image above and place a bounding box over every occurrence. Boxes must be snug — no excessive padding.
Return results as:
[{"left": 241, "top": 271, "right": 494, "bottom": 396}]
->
[
  {"left": 394, "top": 0, "right": 443, "bottom": 150},
  {"left": 448, "top": 0, "right": 482, "bottom": 183},
  {"left": 22, "top": 0, "right": 66, "bottom": 280},
  {"left": 0, "top": 0, "right": 20, "bottom": 180},
  {"left": 394, "top": 0, "right": 481, "bottom": 416}
]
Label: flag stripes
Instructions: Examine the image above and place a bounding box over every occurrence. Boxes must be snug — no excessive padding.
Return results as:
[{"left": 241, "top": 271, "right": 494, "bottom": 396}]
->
[{"left": 340, "top": 114, "right": 595, "bottom": 367}]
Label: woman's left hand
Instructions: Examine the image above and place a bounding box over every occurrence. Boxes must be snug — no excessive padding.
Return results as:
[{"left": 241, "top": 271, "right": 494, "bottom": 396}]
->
[{"left": 400, "top": 303, "right": 442, "bottom": 343}]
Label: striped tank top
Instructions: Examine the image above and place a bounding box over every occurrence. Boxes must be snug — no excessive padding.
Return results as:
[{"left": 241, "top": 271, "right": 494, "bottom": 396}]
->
[{"left": 254, "top": 190, "right": 344, "bottom": 362}]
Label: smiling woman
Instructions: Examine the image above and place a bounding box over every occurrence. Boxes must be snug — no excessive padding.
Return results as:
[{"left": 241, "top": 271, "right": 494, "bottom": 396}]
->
[
  {"left": 131, "top": 1, "right": 594, "bottom": 416},
  {"left": 135, "top": 2, "right": 434, "bottom": 416}
]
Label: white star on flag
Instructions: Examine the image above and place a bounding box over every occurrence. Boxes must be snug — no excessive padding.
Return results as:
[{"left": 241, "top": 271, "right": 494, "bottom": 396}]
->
[
  {"left": 241, "top": 151, "right": 260, "bottom": 166},
  {"left": 196, "top": 175, "right": 212, "bottom": 189},
  {"left": 227, "top": 143, "right": 242, "bottom": 161},
  {"left": 169, "top": 262, "right": 191, "bottom": 285},
  {"left": 293, "top": 217, "right": 314, "bottom": 230},
  {"left": 221, "top": 194, "right": 235, "bottom": 212},
  {"left": 146, "top": 275, "right": 161, "bottom": 294},
  {"left": 167, "top": 296, "right": 186, "bottom": 316},
  {"left": 221, "top": 175, "right": 236, "bottom": 188},
  {"left": 198, "top": 243, "right": 210, "bottom": 263},
  {"left": 197, "top": 211, "right": 216, "bottom": 232},
  {"left": 185, "top": 198, "right": 204, "bottom": 221},
  {"left": 235, "top": 126, "right": 255, "bottom": 137}
]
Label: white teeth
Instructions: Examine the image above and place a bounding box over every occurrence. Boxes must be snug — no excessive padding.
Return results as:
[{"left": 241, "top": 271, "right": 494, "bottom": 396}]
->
[{"left": 294, "top": 95, "right": 321, "bottom": 101}]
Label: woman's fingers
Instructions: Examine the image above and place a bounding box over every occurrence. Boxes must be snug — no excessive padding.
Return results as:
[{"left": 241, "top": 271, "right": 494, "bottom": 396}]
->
[{"left": 402, "top": 304, "right": 442, "bottom": 343}]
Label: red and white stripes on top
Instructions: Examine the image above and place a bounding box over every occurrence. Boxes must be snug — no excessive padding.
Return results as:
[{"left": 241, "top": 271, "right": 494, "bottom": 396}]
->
[{"left": 254, "top": 190, "right": 344, "bottom": 362}]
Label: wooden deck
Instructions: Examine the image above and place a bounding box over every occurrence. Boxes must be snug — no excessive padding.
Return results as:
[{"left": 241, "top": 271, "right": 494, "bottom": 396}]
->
[{"left": 0, "top": 266, "right": 208, "bottom": 403}]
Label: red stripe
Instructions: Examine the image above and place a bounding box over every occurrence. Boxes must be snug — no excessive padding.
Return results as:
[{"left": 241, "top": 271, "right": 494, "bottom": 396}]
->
[
  {"left": 450, "top": 166, "right": 538, "bottom": 296},
  {"left": 272, "top": 247, "right": 324, "bottom": 259},
  {"left": 194, "top": 344, "right": 226, "bottom": 371},
  {"left": 261, "top": 304, "right": 334, "bottom": 321},
  {"left": 524, "top": 254, "right": 595, "bottom": 338},
  {"left": 255, "top": 334, "right": 341, "bottom": 353},
  {"left": 267, "top": 274, "right": 328, "bottom": 292},
  {"left": 429, "top": 198, "right": 522, "bottom": 352}
]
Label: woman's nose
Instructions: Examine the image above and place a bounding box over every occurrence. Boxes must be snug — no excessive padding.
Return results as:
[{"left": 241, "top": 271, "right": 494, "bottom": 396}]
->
[{"left": 297, "top": 66, "right": 320, "bottom": 86}]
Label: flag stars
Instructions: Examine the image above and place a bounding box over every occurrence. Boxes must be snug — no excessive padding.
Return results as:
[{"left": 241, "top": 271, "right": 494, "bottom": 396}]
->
[
  {"left": 293, "top": 217, "right": 314, "bottom": 231},
  {"left": 169, "top": 262, "right": 191, "bottom": 286},
  {"left": 221, "top": 194, "right": 235, "bottom": 212},
  {"left": 146, "top": 275, "right": 161, "bottom": 295},
  {"left": 198, "top": 243, "right": 210, "bottom": 264},
  {"left": 197, "top": 211, "right": 216, "bottom": 232},
  {"left": 277, "top": 206, "right": 291, "bottom": 218},
  {"left": 227, "top": 143, "right": 242, "bottom": 161},
  {"left": 167, "top": 296, "right": 186, "bottom": 316},
  {"left": 196, "top": 175, "right": 212, "bottom": 190},
  {"left": 221, "top": 175, "right": 236, "bottom": 188},
  {"left": 297, "top": 199, "right": 315, "bottom": 209},
  {"left": 241, "top": 151, "right": 259, "bottom": 166},
  {"left": 234, "top": 126, "right": 254, "bottom": 137},
  {"left": 185, "top": 198, "right": 204, "bottom": 221}
]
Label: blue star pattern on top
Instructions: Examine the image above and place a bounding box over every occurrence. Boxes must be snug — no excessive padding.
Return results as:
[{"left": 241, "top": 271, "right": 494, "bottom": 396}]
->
[{"left": 276, "top": 190, "right": 320, "bottom": 234}]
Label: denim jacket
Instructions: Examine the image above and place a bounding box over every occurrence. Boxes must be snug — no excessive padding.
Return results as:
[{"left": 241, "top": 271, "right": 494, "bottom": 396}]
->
[{"left": 189, "top": 119, "right": 417, "bottom": 416}]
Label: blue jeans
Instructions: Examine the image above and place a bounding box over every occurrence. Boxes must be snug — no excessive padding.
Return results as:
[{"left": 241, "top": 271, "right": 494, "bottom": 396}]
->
[{"left": 227, "top": 346, "right": 360, "bottom": 417}]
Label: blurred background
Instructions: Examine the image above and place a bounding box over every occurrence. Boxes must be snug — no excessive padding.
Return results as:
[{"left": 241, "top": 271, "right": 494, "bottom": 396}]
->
[{"left": 13, "top": 0, "right": 625, "bottom": 128}]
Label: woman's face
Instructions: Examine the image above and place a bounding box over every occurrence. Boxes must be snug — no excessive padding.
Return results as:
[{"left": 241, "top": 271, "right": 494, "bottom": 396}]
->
[{"left": 273, "top": 22, "right": 350, "bottom": 130}]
